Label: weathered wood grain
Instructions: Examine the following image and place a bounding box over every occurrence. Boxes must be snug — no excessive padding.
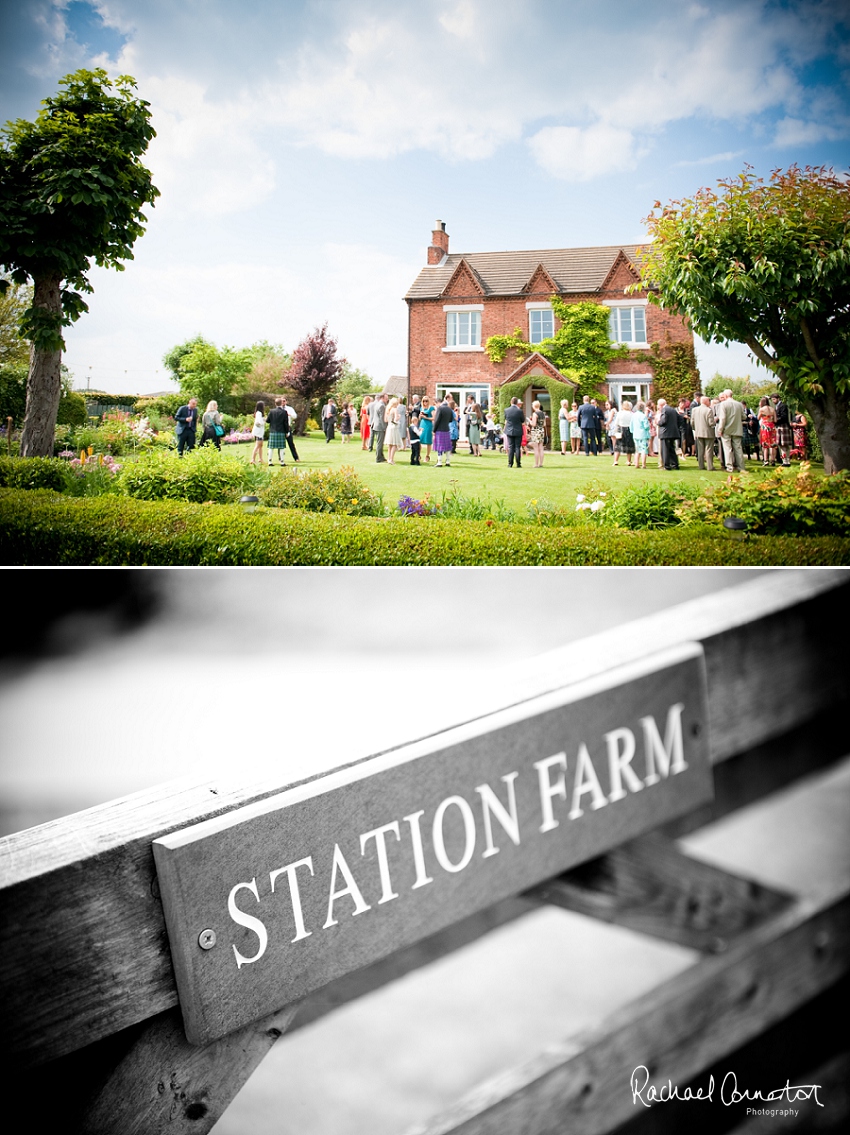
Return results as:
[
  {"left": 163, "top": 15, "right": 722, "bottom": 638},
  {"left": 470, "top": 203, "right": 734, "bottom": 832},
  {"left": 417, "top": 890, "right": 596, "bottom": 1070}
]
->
[
  {"left": 401, "top": 891, "right": 850, "bottom": 1135},
  {"left": 76, "top": 1002, "right": 299, "bottom": 1135},
  {"left": 1, "top": 570, "right": 846, "bottom": 1069},
  {"left": 528, "top": 831, "right": 794, "bottom": 952}
]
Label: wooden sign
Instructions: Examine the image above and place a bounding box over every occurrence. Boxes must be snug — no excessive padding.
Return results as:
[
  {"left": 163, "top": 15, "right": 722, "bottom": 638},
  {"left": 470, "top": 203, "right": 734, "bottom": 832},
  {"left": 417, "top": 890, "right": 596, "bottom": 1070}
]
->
[{"left": 153, "top": 643, "right": 713, "bottom": 1045}]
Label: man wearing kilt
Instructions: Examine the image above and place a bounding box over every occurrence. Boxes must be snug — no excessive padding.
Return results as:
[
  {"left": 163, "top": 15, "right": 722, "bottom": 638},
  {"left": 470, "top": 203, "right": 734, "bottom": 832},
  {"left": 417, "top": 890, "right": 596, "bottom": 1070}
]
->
[
  {"left": 267, "top": 397, "right": 290, "bottom": 466},
  {"left": 432, "top": 395, "right": 454, "bottom": 467},
  {"left": 771, "top": 394, "right": 793, "bottom": 467}
]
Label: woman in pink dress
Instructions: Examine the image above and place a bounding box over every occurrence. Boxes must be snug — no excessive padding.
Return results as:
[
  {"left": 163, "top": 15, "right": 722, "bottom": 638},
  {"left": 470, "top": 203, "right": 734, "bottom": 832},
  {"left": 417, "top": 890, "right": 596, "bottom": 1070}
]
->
[
  {"left": 757, "top": 396, "right": 777, "bottom": 465},
  {"left": 360, "top": 396, "right": 372, "bottom": 450}
]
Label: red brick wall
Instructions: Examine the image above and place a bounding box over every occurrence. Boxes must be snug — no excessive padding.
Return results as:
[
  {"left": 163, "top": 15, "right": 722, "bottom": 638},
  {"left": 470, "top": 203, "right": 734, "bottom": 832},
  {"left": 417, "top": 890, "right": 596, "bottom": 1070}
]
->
[{"left": 407, "top": 269, "right": 692, "bottom": 401}]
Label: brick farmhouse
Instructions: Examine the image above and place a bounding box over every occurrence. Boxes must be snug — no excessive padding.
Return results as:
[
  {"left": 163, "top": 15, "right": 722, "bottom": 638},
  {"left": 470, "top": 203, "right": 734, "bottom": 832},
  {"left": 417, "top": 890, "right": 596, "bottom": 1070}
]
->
[{"left": 404, "top": 221, "right": 694, "bottom": 425}]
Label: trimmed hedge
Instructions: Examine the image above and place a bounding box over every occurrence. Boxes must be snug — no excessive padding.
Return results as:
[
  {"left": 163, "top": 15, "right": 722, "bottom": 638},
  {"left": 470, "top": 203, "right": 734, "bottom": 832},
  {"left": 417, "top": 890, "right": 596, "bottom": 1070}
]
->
[
  {"left": 0, "top": 456, "right": 72, "bottom": 491},
  {"left": 1, "top": 490, "right": 848, "bottom": 566}
]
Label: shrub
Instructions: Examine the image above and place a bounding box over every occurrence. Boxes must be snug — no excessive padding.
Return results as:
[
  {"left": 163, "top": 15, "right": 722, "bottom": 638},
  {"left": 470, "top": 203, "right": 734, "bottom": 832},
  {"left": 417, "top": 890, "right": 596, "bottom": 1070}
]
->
[
  {"left": 602, "top": 482, "right": 696, "bottom": 530},
  {"left": 118, "top": 446, "right": 256, "bottom": 503},
  {"left": 56, "top": 390, "right": 88, "bottom": 427},
  {"left": 134, "top": 393, "right": 184, "bottom": 418},
  {"left": 258, "top": 465, "right": 384, "bottom": 516},
  {"left": 0, "top": 455, "right": 72, "bottom": 491},
  {"left": 677, "top": 464, "right": 850, "bottom": 536},
  {"left": 0, "top": 365, "right": 27, "bottom": 425}
]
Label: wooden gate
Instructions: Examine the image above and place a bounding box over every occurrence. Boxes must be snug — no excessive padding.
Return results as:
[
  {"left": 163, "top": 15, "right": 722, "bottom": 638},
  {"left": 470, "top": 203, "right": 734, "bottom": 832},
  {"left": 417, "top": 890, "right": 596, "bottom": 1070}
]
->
[{"left": 2, "top": 569, "right": 848, "bottom": 1133}]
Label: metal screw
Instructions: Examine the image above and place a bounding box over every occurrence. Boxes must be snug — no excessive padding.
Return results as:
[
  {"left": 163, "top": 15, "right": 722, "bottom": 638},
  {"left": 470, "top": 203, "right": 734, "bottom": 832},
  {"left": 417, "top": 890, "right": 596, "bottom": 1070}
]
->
[{"left": 198, "top": 929, "right": 217, "bottom": 950}]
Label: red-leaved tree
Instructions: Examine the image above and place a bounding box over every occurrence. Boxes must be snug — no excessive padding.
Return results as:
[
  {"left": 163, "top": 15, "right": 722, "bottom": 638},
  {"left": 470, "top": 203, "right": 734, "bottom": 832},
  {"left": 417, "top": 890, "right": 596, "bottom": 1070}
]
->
[{"left": 285, "top": 324, "right": 346, "bottom": 434}]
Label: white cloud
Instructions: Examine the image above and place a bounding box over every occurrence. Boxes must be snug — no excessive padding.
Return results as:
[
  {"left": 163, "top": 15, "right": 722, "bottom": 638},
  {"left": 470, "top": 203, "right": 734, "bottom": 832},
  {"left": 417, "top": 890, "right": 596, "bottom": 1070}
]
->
[
  {"left": 438, "top": 0, "right": 477, "bottom": 41},
  {"left": 31, "top": 0, "right": 843, "bottom": 205},
  {"left": 773, "top": 115, "right": 848, "bottom": 147},
  {"left": 138, "top": 72, "right": 277, "bottom": 217},
  {"left": 528, "top": 123, "right": 644, "bottom": 181},
  {"left": 676, "top": 150, "right": 746, "bottom": 166}
]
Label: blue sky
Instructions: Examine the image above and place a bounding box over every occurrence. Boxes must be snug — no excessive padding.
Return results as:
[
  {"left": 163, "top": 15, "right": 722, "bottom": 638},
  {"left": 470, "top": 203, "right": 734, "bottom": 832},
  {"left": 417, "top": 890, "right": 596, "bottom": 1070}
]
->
[{"left": 1, "top": 0, "right": 849, "bottom": 394}]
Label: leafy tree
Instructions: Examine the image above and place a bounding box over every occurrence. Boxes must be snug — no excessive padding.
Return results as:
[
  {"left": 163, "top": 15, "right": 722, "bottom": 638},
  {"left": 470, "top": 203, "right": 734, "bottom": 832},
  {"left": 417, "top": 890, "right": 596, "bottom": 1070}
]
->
[
  {"left": 635, "top": 166, "right": 850, "bottom": 473},
  {"left": 162, "top": 335, "right": 209, "bottom": 385},
  {"left": 287, "top": 324, "right": 346, "bottom": 433},
  {"left": 0, "top": 69, "right": 159, "bottom": 457},
  {"left": 177, "top": 341, "right": 258, "bottom": 413},
  {"left": 486, "top": 300, "right": 625, "bottom": 399},
  {"left": 331, "top": 364, "right": 380, "bottom": 408},
  {"left": 703, "top": 373, "right": 777, "bottom": 402},
  {"left": 0, "top": 278, "right": 32, "bottom": 368},
  {"left": 233, "top": 343, "right": 292, "bottom": 410}
]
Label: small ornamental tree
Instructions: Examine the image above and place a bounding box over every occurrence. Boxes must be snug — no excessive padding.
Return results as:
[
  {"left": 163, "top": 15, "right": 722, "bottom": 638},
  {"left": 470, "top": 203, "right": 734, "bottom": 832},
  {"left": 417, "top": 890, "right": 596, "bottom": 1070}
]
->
[
  {"left": 634, "top": 166, "right": 850, "bottom": 473},
  {"left": 287, "top": 324, "right": 346, "bottom": 433},
  {"left": 0, "top": 69, "right": 159, "bottom": 456}
]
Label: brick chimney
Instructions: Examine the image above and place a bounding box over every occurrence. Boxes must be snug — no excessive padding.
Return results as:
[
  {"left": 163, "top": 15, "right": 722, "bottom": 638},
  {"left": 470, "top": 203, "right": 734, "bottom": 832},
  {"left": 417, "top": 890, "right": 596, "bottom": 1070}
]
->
[{"left": 428, "top": 219, "right": 449, "bottom": 264}]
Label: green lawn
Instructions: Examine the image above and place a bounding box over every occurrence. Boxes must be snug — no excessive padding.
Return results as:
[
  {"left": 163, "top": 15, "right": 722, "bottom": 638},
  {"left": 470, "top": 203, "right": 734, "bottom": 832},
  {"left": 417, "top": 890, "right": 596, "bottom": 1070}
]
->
[{"left": 226, "top": 430, "right": 798, "bottom": 512}]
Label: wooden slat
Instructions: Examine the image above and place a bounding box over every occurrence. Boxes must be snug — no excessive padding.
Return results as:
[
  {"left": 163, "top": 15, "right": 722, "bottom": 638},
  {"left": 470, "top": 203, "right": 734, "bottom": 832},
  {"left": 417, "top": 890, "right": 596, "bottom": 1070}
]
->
[
  {"left": 528, "top": 831, "right": 793, "bottom": 952},
  {"left": 401, "top": 891, "right": 850, "bottom": 1135},
  {"left": 74, "top": 1003, "right": 299, "bottom": 1135},
  {"left": 1, "top": 570, "right": 846, "bottom": 1069},
  {"left": 509, "top": 569, "right": 850, "bottom": 765},
  {"left": 54, "top": 898, "right": 535, "bottom": 1133}
]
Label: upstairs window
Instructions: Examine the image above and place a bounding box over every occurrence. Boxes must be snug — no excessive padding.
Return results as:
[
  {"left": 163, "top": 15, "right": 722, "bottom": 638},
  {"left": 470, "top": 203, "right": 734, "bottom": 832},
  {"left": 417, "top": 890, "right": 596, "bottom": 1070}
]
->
[
  {"left": 608, "top": 305, "right": 647, "bottom": 345},
  {"left": 529, "top": 308, "right": 554, "bottom": 344},
  {"left": 446, "top": 310, "right": 482, "bottom": 347}
]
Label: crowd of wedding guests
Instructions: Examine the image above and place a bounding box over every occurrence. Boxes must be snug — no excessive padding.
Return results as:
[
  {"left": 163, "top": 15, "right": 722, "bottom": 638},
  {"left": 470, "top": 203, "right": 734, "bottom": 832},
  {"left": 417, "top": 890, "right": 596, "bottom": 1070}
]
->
[{"left": 314, "top": 388, "right": 809, "bottom": 473}]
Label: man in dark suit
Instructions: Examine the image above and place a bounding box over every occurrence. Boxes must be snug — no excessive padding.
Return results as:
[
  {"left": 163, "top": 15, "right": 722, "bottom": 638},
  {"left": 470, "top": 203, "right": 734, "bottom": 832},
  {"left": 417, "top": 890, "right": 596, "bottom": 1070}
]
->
[
  {"left": 656, "top": 398, "right": 682, "bottom": 470},
  {"left": 174, "top": 398, "right": 198, "bottom": 457},
  {"left": 590, "top": 399, "right": 604, "bottom": 453},
  {"left": 503, "top": 396, "right": 525, "bottom": 468},
  {"left": 576, "top": 396, "right": 597, "bottom": 456}
]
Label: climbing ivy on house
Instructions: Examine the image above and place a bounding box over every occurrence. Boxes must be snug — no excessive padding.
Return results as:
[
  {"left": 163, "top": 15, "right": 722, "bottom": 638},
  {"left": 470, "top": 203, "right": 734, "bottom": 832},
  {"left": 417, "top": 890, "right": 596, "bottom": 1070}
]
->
[
  {"left": 486, "top": 300, "right": 627, "bottom": 402},
  {"left": 642, "top": 340, "right": 700, "bottom": 406}
]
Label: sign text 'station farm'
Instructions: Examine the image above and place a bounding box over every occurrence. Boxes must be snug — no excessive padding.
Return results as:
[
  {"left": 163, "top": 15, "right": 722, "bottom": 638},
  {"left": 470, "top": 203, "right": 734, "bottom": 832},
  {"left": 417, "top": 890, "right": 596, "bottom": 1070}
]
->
[{"left": 153, "top": 643, "right": 713, "bottom": 1045}]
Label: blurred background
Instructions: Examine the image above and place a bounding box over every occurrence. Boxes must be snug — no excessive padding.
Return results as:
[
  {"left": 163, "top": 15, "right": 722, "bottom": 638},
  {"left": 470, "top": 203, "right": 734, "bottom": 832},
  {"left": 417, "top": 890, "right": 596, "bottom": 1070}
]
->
[
  {"left": 0, "top": 566, "right": 772, "bottom": 835},
  {"left": 2, "top": 567, "right": 847, "bottom": 1134}
]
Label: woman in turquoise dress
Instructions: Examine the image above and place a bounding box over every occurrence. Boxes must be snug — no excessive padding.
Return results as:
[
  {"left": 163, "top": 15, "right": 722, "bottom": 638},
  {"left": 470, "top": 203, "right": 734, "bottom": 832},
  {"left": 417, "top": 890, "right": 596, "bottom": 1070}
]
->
[{"left": 418, "top": 396, "right": 435, "bottom": 462}]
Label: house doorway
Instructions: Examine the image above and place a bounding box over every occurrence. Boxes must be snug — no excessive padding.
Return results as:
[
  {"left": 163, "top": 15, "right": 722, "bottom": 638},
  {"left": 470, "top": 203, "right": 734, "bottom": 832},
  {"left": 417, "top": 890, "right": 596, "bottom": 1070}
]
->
[
  {"left": 527, "top": 387, "right": 552, "bottom": 445},
  {"left": 435, "top": 384, "right": 491, "bottom": 440},
  {"left": 608, "top": 379, "right": 651, "bottom": 409}
]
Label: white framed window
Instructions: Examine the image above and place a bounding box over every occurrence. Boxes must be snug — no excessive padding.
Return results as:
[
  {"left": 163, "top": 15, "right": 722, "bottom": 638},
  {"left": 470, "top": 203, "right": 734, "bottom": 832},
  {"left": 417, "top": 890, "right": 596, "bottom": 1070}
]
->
[
  {"left": 605, "top": 300, "right": 648, "bottom": 346},
  {"left": 443, "top": 304, "right": 484, "bottom": 351},
  {"left": 526, "top": 302, "right": 554, "bottom": 344}
]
